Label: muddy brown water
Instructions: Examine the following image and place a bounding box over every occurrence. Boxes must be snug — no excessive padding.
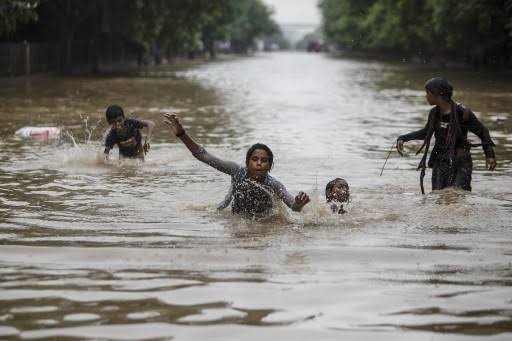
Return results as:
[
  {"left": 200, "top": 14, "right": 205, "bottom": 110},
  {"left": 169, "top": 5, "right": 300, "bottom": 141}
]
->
[{"left": 0, "top": 52, "right": 511, "bottom": 340}]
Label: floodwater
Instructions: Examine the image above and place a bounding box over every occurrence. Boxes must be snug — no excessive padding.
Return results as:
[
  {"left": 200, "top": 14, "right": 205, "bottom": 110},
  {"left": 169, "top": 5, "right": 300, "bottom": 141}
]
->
[{"left": 1, "top": 52, "right": 512, "bottom": 340}]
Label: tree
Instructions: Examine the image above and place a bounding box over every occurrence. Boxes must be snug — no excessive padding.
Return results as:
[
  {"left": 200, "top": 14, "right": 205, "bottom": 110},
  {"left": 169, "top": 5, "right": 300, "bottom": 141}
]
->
[
  {"left": 200, "top": 0, "right": 237, "bottom": 58},
  {"left": 1, "top": 0, "right": 283, "bottom": 74},
  {"left": 0, "top": 0, "right": 39, "bottom": 36},
  {"left": 319, "top": 0, "right": 512, "bottom": 67},
  {"left": 430, "top": 0, "right": 511, "bottom": 66},
  {"left": 362, "top": 0, "right": 435, "bottom": 55},
  {"left": 319, "top": 0, "right": 373, "bottom": 49},
  {"left": 229, "top": 0, "right": 279, "bottom": 53}
]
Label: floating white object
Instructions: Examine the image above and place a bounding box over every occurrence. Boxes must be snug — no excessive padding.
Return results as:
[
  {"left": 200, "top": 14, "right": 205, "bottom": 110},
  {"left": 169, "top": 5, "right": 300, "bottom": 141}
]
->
[{"left": 15, "top": 127, "right": 61, "bottom": 139}]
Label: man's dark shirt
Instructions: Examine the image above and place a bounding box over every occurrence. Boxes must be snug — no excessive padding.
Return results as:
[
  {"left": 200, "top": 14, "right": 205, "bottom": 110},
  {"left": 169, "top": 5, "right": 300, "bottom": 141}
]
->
[
  {"left": 105, "top": 118, "right": 145, "bottom": 157},
  {"left": 398, "top": 104, "right": 495, "bottom": 167}
]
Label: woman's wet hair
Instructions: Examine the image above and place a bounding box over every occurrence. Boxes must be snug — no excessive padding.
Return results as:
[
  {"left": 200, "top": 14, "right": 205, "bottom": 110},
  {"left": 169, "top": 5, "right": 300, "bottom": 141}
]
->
[
  {"left": 425, "top": 77, "right": 453, "bottom": 102},
  {"left": 245, "top": 143, "right": 274, "bottom": 169},
  {"left": 325, "top": 178, "right": 349, "bottom": 202},
  {"left": 106, "top": 105, "right": 125, "bottom": 124}
]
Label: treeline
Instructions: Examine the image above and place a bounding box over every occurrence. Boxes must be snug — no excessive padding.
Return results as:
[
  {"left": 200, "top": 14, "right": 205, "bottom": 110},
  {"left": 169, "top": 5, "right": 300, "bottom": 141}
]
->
[
  {"left": 0, "top": 0, "right": 280, "bottom": 74},
  {"left": 320, "top": 0, "right": 512, "bottom": 67}
]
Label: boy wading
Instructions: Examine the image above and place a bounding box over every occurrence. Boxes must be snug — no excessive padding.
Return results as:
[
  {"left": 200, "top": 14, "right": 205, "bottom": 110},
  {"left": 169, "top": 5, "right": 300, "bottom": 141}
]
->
[
  {"left": 105, "top": 118, "right": 146, "bottom": 158},
  {"left": 397, "top": 77, "right": 496, "bottom": 192},
  {"left": 103, "top": 105, "right": 155, "bottom": 160}
]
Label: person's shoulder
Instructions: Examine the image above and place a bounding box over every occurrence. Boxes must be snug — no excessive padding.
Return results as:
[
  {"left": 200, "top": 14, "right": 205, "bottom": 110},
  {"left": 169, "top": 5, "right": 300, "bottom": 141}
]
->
[
  {"left": 455, "top": 102, "right": 469, "bottom": 111},
  {"left": 236, "top": 166, "right": 248, "bottom": 178},
  {"left": 426, "top": 106, "right": 439, "bottom": 121},
  {"left": 126, "top": 117, "right": 146, "bottom": 129},
  {"left": 265, "top": 174, "right": 284, "bottom": 187},
  {"left": 126, "top": 117, "right": 141, "bottom": 124},
  {"left": 455, "top": 102, "right": 472, "bottom": 121},
  {"left": 104, "top": 128, "right": 117, "bottom": 146},
  {"left": 428, "top": 106, "right": 440, "bottom": 115},
  {"left": 105, "top": 127, "right": 116, "bottom": 138},
  {"left": 265, "top": 173, "right": 276, "bottom": 181}
]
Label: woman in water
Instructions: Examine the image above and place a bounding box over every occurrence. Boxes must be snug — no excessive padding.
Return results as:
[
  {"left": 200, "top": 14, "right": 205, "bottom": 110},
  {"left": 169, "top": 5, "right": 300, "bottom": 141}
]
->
[{"left": 163, "top": 113, "right": 310, "bottom": 217}]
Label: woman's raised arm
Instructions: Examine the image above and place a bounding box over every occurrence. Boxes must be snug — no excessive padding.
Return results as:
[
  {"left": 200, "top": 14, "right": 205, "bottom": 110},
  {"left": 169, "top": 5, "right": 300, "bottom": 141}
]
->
[{"left": 163, "top": 113, "right": 240, "bottom": 176}]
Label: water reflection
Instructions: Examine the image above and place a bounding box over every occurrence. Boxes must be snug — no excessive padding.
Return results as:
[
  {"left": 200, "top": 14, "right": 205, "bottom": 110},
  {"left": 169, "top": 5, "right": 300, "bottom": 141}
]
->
[{"left": 0, "top": 52, "right": 511, "bottom": 339}]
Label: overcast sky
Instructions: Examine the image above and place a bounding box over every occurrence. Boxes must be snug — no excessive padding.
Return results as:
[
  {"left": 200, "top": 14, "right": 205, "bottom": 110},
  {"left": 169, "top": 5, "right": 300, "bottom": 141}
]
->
[{"left": 261, "top": 0, "right": 321, "bottom": 25}]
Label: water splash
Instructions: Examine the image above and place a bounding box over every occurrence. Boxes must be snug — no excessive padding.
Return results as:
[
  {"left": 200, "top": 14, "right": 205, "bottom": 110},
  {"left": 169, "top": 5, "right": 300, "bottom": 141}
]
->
[
  {"left": 65, "top": 130, "right": 79, "bottom": 148},
  {"left": 43, "top": 114, "right": 147, "bottom": 172},
  {"left": 79, "top": 113, "right": 102, "bottom": 144}
]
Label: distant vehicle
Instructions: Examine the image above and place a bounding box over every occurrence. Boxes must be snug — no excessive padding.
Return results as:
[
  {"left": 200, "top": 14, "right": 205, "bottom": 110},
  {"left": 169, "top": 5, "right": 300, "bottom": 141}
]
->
[{"left": 307, "top": 41, "right": 323, "bottom": 52}]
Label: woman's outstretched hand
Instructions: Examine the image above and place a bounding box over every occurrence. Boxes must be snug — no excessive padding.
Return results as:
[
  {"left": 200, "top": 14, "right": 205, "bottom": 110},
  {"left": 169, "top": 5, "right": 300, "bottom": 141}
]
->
[
  {"left": 293, "top": 191, "right": 310, "bottom": 211},
  {"left": 163, "top": 113, "right": 185, "bottom": 137}
]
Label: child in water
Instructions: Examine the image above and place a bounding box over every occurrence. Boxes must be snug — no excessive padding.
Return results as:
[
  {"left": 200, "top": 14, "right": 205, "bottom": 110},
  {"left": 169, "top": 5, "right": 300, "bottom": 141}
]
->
[
  {"left": 325, "top": 178, "right": 350, "bottom": 214},
  {"left": 396, "top": 77, "right": 496, "bottom": 192},
  {"left": 163, "top": 113, "right": 310, "bottom": 218},
  {"left": 104, "top": 105, "right": 155, "bottom": 160}
]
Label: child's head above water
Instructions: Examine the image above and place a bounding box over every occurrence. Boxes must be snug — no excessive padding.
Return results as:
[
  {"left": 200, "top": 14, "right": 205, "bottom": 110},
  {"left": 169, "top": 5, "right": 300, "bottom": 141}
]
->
[
  {"left": 325, "top": 178, "right": 350, "bottom": 203},
  {"left": 106, "top": 105, "right": 125, "bottom": 125}
]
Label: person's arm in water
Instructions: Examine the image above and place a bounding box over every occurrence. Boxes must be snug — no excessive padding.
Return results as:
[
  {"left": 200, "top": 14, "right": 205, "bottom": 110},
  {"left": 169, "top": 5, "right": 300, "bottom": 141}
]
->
[
  {"left": 104, "top": 147, "right": 111, "bottom": 161},
  {"left": 463, "top": 109, "right": 497, "bottom": 170},
  {"left": 396, "top": 109, "right": 434, "bottom": 156},
  {"left": 271, "top": 178, "right": 310, "bottom": 212},
  {"left": 140, "top": 119, "right": 155, "bottom": 154},
  {"left": 163, "top": 113, "right": 240, "bottom": 175},
  {"left": 104, "top": 130, "right": 115, "bottom": 160}
]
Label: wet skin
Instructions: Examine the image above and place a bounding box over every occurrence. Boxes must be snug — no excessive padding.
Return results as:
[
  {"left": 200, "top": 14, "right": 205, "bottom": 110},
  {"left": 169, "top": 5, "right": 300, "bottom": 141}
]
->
[
  {"left": 111, "top": 117, "right": 137, "bottom": 148},
  {"left": 327, "top": 181, "right": 350, "bottom": 203},
  {"left": 163, "top": 112, "right": 310, "bottom": 211},
  {"left": 112, "top": 116, "right": 127, "bottom": 133},
  {"left": 246, "top": 149, "right": 271, "bottom": 182},
  {"left": 106, "top": 116, "right": 154, "bottom": 154},
  {"left": 396, "top": 91, "right": 496, "bottom": 170}
]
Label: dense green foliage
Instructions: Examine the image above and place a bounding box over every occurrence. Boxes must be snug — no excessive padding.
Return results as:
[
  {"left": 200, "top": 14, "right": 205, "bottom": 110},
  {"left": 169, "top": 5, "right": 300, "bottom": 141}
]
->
[
  {"left": 1, "top": 0, "right": 280, "bottom": 73},
  {"left": 229, "top": 0, "right": 279, "bottom": 52},
  {"left": 320, "top": 0, "right": 512, "bottom": 67},
  {"left": 0, "top": 0, "right": 39, "bottom": 35}
]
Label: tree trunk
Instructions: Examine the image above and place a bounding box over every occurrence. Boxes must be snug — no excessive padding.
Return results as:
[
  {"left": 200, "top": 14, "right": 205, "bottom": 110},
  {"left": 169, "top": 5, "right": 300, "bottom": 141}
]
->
[
  {"left": 59, "top": 0, "right": 73, "bottom": 74},
  {"left": 206, "top": 40, "right": 216, "bottom": 59}
]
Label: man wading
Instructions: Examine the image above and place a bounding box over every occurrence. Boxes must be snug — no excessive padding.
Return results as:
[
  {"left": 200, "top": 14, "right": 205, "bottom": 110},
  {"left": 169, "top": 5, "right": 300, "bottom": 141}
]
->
[{"left": 396, "top": 77, "right": 496, "bottom": 192}]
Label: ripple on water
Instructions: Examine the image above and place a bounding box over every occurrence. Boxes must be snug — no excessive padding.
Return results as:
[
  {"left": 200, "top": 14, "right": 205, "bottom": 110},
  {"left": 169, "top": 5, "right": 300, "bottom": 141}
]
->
[
  {"left": 127, "top": 311, "right": 161, "bottom": 320},
  {"left": 10, "top": 306, "right": 58, "bottom": 313},
  {"left": 63, "top": 313, "right": 101, "bottom": 322},
  {"left": 33, "top": 319, "right": 59, "bottom": 326},
  {"left": 178, "top": 308, "right": 247, "bottom": 323},
  {"left": 0, "top": 52, "right": 512, "bottom": 339},
  {"left": 0, "top": 326, "right": 18, "bottom": 337}
]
